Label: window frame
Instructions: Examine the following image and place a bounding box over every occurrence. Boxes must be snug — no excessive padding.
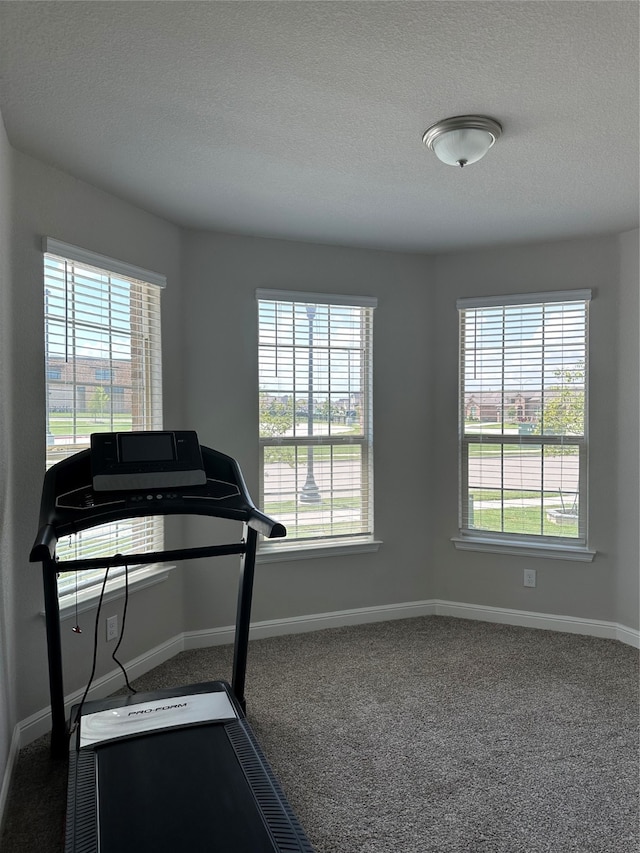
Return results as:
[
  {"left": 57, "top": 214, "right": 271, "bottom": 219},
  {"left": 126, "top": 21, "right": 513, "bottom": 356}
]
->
[
  {"left": 454, "top": 289, "right": 595, "bottom": 562},
  {"left": 256, "top": 289, "right": 378, "bottom": 556},
  {"left": 43, "top": 237, "right": 168, "bottom": 600}
]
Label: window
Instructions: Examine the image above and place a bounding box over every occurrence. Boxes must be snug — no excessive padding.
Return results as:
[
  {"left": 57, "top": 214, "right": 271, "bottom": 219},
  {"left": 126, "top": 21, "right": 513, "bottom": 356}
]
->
[
  {"left": 95, "top": 368, "right": 115, "bottom": 381},
  {"left": 457, "top": 290, "right": 592, "bottom": 557},
  {"left": 257, "top": 290, "right": 376, "bottom": 551},
  {"left": 43, "top": 238, "right": 165, "bottom": 596}
]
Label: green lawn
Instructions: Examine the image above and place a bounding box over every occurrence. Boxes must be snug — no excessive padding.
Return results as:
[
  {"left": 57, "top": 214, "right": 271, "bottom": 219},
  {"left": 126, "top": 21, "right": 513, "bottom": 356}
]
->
[
  {"left": 264, "top": 495, "right": 361, "bottom": 514},
  {"left": 48, "top": 414, "right": 132, "bottom": 435},
  {"left": 264, "top": 445, "right": 362, "bottom": 466},
  {"left": 470, "top": 489, "right": 558, "bottom": 502},
  {"left": 472, "top": 506, "right": 578, "bottom": 537}
]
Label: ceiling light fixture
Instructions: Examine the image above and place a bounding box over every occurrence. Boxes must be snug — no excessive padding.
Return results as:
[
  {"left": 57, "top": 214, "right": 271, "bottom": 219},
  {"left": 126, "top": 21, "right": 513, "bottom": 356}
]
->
[{"left": 422, "top": 115, "right": 502, "bottom": 168}]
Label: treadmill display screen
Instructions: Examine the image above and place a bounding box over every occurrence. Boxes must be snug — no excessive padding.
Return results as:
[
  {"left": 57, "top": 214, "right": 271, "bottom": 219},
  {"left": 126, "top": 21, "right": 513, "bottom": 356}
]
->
[
  {"left": 119, "top": 432, "right": 175, "bottom": 463},
  {"left": 90, "top": 430, "right": 206, "bottom": 491}
]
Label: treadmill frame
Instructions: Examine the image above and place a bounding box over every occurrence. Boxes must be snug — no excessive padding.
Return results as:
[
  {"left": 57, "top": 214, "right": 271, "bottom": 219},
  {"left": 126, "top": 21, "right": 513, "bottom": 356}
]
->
[{"left": 30, "top": 441, "right": 285, "bottom": 759}]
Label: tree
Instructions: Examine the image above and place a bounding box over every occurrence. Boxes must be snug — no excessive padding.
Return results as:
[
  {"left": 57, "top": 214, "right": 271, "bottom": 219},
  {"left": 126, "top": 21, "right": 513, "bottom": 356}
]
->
[
  {"left": 89, "top": 386, "right": 110, "bottom": 421},
  {"left": 260, "top": 392, "right": 295, "bottom": 467},
  {"left": 537, "top": 364, "right": 584, "bottom": 451},
  {"left": 259, "top": 393, "right": 293, "bottom": 438},
  {"left": 317, "top": 398, "right": 341, "bottom": 423}
]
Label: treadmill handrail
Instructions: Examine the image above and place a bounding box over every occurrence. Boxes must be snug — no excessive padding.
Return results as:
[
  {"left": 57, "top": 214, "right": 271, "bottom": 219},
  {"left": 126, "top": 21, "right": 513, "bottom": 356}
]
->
[
  {"left": 30, "top": 508, "right": 285, "bottom": 563},
  {"left": 30, "top": 443, "right": 285, "bottom": 562}
]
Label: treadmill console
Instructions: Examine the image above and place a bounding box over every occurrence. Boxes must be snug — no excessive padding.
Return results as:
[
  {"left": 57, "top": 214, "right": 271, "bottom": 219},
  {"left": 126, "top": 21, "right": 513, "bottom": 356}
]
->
[{"left": 91, "top": 430, "right": 206, "bottom": 492}]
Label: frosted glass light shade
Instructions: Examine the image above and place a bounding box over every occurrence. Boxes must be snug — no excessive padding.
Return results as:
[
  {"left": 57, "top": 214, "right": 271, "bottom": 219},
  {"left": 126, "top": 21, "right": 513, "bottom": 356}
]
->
[
  {"left": 432, "top": 128, "right": 495, "bottom": 166},
  {"left": 423, "top": 116, "right": 502, "bottom": 167}
]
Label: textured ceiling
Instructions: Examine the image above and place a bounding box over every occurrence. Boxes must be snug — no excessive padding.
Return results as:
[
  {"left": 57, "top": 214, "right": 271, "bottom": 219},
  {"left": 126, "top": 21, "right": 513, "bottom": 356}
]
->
[{"left": 0, "top": 1, "right": 638, "bottom": 252}]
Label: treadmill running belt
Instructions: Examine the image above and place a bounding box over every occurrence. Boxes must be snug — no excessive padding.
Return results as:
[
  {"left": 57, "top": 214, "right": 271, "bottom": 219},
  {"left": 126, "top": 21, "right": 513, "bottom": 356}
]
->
[{"left": 97, "top": 725, "right": 278, "bottom": 852}]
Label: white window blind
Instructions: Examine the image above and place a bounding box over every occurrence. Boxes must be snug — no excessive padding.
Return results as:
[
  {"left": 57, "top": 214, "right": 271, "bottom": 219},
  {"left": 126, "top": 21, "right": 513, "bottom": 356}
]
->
[
  {"left": 257, "top": 290, "right": 376, "bottom": 547},
  {"left": 43, "top": 239, "right": 165, "bottom": 596},
  {"left": 458, "top": 290, "right": 590, "bottom": 546}
]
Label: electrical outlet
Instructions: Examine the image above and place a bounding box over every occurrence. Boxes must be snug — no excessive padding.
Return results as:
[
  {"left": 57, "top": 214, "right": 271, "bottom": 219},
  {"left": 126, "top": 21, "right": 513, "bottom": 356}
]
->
[
  {"left": 524, "top": 569, "right": 537, "bottom": 588},
  {"left": 106, "top": 615, "right": 118, "bottom": 642}
]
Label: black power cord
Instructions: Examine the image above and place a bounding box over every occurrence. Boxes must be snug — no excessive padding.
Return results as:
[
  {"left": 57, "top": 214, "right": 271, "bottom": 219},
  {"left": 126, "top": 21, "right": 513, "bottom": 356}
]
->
[
  {"left": 111, "top": 560, "right": 136, "bottom": 695},
  {"left": 69, "top": 566, "right": 111, "bottom": 736},
  {"left": 69, "top": 560, "right": 136, "bottom": 738}
]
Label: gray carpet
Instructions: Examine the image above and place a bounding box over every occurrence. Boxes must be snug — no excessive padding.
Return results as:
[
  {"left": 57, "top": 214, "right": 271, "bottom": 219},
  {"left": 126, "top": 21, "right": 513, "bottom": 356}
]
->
[{"left": 2, "top": 616, "right": 639, "bottom": 852}]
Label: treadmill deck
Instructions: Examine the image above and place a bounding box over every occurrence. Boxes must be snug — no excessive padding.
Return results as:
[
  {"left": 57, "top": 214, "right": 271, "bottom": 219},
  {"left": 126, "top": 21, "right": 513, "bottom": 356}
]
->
[{"left": 66, "top": 682, "right": 313, "bottom": 853}]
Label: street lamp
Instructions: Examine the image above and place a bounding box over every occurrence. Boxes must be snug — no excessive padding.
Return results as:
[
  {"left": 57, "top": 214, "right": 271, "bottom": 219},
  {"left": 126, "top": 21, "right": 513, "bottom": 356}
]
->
[{"left": 299, "top": 305, "right": 321, "bottom": 504}]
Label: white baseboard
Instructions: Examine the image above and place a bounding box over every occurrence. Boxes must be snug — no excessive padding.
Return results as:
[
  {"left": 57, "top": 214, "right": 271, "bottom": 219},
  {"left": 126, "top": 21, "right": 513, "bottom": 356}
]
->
[
  {"left": 431, "top": 599, "right": 640, "bottom": 647},
  {"left": 614, "top": 622, "right": 640, "bottom": 648},
  {"left": 183, "top": 600, "right": 437, "bottom": 649},
  {"left": 186, "top": 599, "right": 640, "bottom": 649},
  {"left": 0, "top": 725, "right": 21, "bottom": 839},
  {"left": 17, "top": 598, "right": 639, "bottom": 750}
]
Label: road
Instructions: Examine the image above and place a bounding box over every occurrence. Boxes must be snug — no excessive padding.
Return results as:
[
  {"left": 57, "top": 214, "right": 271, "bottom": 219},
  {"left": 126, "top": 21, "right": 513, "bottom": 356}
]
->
[{"left": 468, "top": 454, "right": 579, "bottom": 492}]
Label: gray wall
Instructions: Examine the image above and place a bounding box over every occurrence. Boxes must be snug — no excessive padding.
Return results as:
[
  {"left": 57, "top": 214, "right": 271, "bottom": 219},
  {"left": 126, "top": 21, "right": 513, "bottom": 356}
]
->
[
  {"left": 10, "top": 150, "right": 187, "bottom": 721},
  {"left": 615, "top": 229, "right": 640, "bottom": 630},
  {"left": 181, "top": 232, "right": 639, "bottom": 634},
  {"left": 431, "top": 236, "right": 639, "bottom": 623},
  {"left": 0, "top": 107, "right": 16, "bottom": 798},
  {"left": 181, "top": 230, "right": 434, "bottom": 631}
]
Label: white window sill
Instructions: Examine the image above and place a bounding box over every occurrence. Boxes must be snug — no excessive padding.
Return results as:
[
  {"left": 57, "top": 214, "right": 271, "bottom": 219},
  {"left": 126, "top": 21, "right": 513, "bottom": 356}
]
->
[
  {"left": 257, "top": 538, "right": 382, "bottom": 563},
  {"left": 451, "top": 535, "right": 596, "bottom": 562},
  {"left": 44, "top": 564, "right": 174, "bottom": 621}
]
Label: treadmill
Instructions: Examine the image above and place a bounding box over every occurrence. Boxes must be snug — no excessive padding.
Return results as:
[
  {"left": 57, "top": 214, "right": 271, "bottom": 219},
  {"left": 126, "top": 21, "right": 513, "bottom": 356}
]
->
[{"left": 30, "top": 430, "right": 314, "bottom": 853}]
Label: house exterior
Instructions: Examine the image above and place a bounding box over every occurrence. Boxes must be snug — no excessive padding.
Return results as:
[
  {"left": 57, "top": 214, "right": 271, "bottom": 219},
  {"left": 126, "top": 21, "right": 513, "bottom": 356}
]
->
[
  {"left": 46, "top": 356, "right": 133, "bottom": 415},
  {"left": 464, "top": 391, "right": 541, "bottom": 423}
]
